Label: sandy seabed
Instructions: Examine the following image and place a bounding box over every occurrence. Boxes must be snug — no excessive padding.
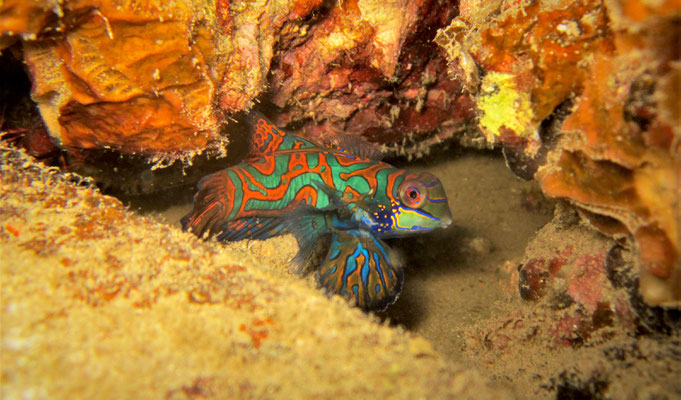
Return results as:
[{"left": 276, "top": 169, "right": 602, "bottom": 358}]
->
[{"left": 2, "top": 144, "right": 679, "bottom": 399}]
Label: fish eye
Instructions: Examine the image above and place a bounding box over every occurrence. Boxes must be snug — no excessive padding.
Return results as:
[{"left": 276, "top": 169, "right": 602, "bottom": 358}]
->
[{"left": 399, "top": 182, "right": 426, "bottom": 208}]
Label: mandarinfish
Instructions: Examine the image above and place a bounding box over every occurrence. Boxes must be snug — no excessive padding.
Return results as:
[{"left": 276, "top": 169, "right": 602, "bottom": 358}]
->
[{"left": 182, "top": 111, "right": 452, "bottom": 311}]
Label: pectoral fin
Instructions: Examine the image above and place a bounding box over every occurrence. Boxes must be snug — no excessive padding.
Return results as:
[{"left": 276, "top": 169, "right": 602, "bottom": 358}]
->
[
  {"left": 310, "top": 180, "right": 380, "bottom": 231},
  {"left": 317, "top": 229, "right": 403, "bottom": 311}
]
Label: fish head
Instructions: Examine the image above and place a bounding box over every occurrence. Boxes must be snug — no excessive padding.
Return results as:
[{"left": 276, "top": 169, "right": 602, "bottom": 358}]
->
[{"left": 385, "top": 171, "right": 452, "bottom": 236}]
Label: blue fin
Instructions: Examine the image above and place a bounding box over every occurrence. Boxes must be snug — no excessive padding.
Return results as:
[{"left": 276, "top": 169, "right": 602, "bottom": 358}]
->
[{"left": 316, "top": 229, "right": 403, "bottom": 311}]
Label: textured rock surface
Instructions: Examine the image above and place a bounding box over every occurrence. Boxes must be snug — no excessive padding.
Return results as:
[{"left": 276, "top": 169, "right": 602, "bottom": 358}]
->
[
  {"left": 0, "top": 145, "right": 511, "bottom": 399},
  {"left": 268, "top": 0, "right": 476, "bottom": 158},
  {"left": 436, "top": 0, "right": 681, "bottom": 306},
  {"left": 5, "top": 0, "right": 326, "bottom": 156},
  {"left": 20, "top": 0, "right": 223, "bottom": 155},
  {"left": 1, "top": 0, "right": 473, "bottom": 158},
  {"left": 463, "top": 205, "right": 681, "bottom": 399},
  {"left": 0, "top": 0, "right": 59, "bottom": 49}
]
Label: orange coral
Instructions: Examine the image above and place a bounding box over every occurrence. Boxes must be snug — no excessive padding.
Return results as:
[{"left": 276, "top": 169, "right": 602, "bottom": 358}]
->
[
  {"left": 438, "top": 0, "right": 680, "bottom": 305},
  {"left": 0, "top": 0, "right": 57, "bottom": 48},
  {"left": 482, "top": 0, "right": 613, "bottom": 123},
  {"left": 19, "top": 1, "right": 224, "bottom": 155},
  {"left": 621, "top": 0, "right": 681, "bottom": 21},
  {"left": 2, "top": 0, "right": 324, "bottom": 157},
  {"left": 537, "top": 2, "right": 680, "bottom": 304},
  {"left": 444, "top": 0, "right": 613, "bottom": 145}
]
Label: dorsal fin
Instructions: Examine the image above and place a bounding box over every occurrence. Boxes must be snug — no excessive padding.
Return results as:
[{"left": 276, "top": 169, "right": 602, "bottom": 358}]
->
[
  {"left": 245, "top": 110, "right": 287, "bottom": 155},
  {"left": 321, "top": 134, "right": 383, "bottom": 161},
  {"left": 245, "top": 110, "right": 319, "bottom": 155}
]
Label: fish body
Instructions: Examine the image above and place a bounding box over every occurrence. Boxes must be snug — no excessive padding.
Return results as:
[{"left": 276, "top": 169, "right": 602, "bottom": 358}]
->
[{"left": 182, "top": 112, "right": 452, "bottom": 311}]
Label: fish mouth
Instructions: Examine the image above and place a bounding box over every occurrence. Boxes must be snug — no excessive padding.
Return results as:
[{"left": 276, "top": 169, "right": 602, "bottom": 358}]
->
[{"left": 439, "top": 215, "right": 453, "bottom": 228}]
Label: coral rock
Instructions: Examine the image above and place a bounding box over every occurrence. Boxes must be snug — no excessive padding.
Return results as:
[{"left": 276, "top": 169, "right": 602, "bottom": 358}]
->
[
  {"left": 437, "top": 0, "right": 681, "bottom": 306},
  {"left": 3, "top": 0, "right": 472, "bottom": 159},
  {"left": 438, "top": 0, "right": 612, "bottom": 148},
  {"left": 215, "top": 0, "right": 325, "bottom": 112},
  {"left": 517, "top": 209, "right": 635, "bottom": 343},
  {"left": 535, "top": 16, "right": 680, "bottom": 305},
  {"left": 0, "top": 0, "right": 57, "bottom": 49},
  {"left": 268, "top": 0, "right": 475, "bottom": 157},
  {"left": 3, "top": 0, "right": 325, "bottom": 157},
  {"left": 19, "top": 1, "right": 225, "bottom": 155}
]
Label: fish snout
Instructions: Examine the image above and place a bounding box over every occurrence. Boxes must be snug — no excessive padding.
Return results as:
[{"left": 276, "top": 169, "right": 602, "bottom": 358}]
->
[
  {"left": 437, "top": 202, "right": 453, "bottom": 228},
  {"left": 439, "top": 214, "right": 453, "bottom": 228}
]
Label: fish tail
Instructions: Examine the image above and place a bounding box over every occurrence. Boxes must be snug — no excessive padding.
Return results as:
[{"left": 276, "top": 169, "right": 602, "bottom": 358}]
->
[{"left": 181, "top": 170, "right": 233, "bottom": 238}]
